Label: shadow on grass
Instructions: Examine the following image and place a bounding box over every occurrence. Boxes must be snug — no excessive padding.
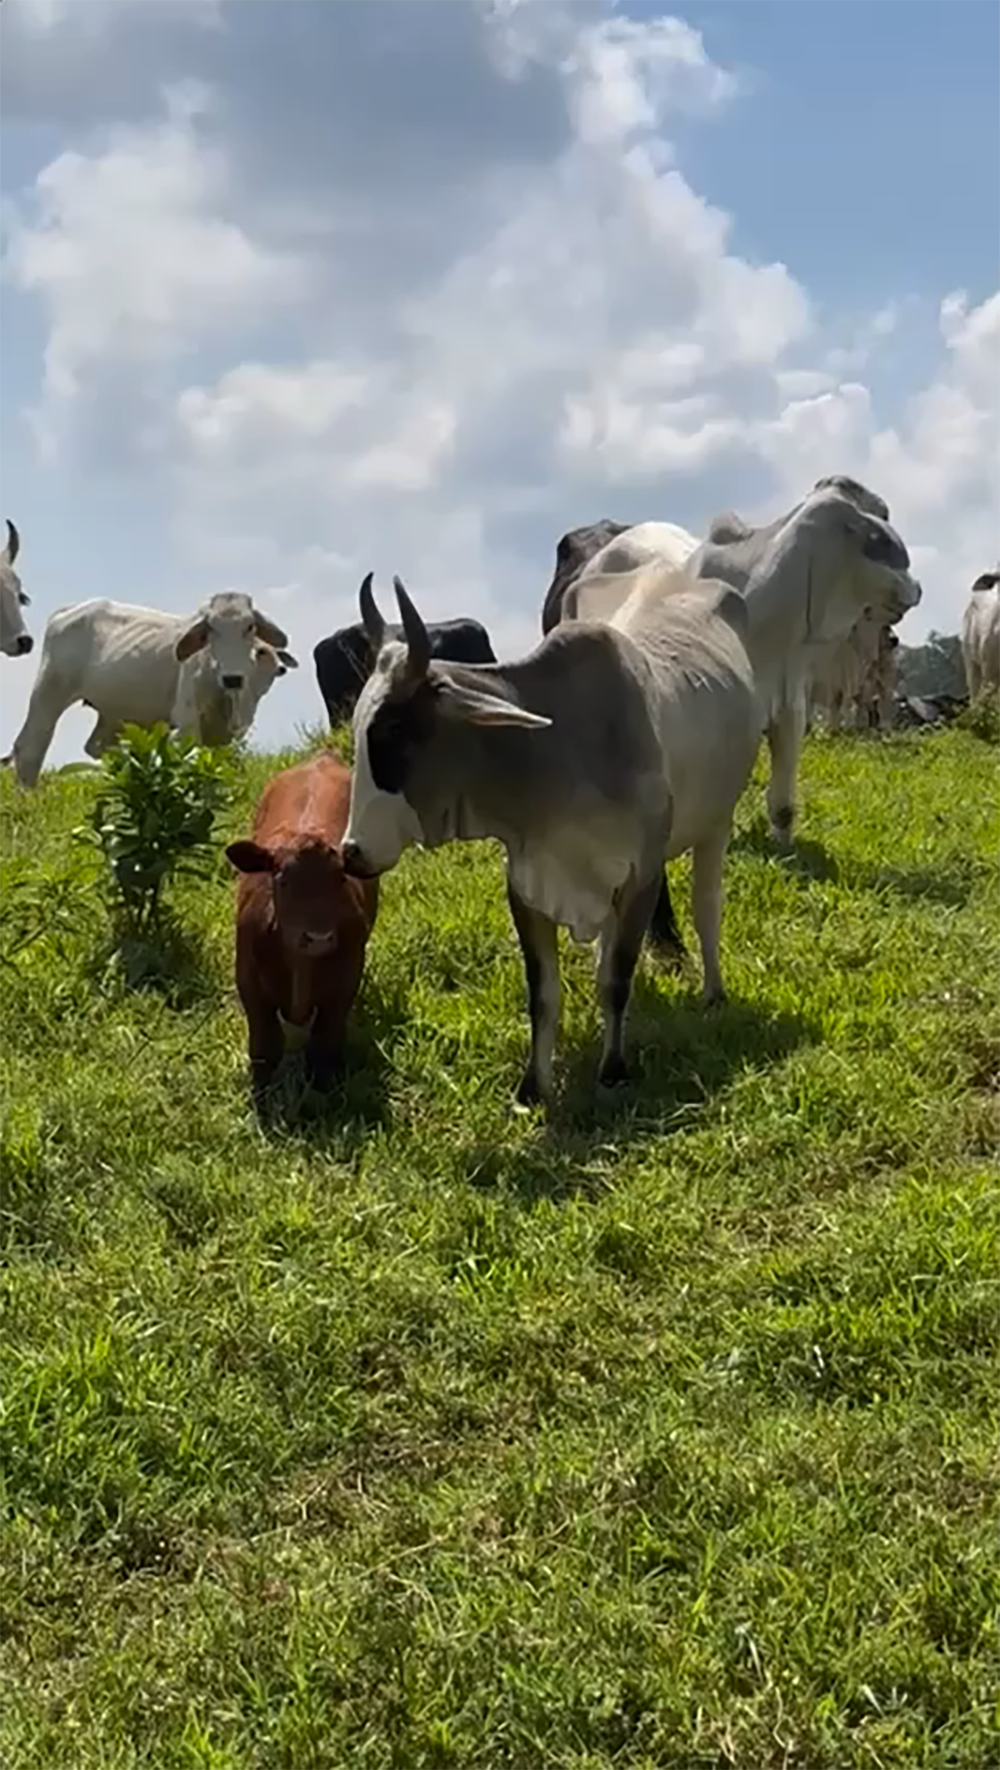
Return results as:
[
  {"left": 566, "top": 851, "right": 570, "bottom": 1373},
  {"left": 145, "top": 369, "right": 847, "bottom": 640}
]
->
[
  {"left": 731, "top": 821, "right": 989, "bottom": 909},
  {"left": 85, "top": 914, "right": 219, "bottom": 1010},
  {"left": 463, "top": 987, "right": 816, "bottom": 1203}
]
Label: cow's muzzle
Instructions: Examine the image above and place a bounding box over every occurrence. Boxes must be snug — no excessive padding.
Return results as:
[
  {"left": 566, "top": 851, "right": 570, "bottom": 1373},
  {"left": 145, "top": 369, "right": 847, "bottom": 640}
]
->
[{"left": 15, "top": 634, "right": 33, "bottom": 655}]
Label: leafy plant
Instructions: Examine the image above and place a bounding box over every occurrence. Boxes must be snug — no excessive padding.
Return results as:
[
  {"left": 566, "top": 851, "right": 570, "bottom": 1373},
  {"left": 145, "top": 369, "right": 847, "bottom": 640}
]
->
[
  {"left": 76, "top": 724, "right": 231, "bottom": 935},
  {"left": 956, "top": 690, "right": 1000, "bottom": 746}
]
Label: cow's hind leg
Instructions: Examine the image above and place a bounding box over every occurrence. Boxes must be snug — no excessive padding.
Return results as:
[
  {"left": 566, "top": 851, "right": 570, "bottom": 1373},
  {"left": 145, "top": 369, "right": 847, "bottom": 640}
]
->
[
  {"left": 597, "top": 866, "right": 663, "bottom": 1089},
  {"left": 84, "top": 714, "right": 119, "bottom": 761},
  {"left": 507, "top": 883, "right": 560, "bottom": 1106},
  {"left": 692, "top": 825, "right": 730, "bottom": 1007},
  {"left": 647, "top": 869, "right": 687, "bottom": 967}
]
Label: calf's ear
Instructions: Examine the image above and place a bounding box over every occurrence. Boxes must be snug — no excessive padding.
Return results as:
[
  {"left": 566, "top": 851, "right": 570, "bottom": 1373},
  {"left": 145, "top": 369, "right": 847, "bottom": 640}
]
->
[
  {"left": 175, "top": 616, "right": 210, "bottom": 661},
  {"left": 226, "top": 840, "right": 275, "bottom": 874},
  {"left": 252, "top": 608, "right": 290, "bottom": 649}
]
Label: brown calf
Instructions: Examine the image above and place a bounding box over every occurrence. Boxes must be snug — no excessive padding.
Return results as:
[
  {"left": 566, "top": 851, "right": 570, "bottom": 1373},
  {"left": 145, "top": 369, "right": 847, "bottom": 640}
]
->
[{"left": 226, "top": 750, "right": 378, "bottom": 1102}]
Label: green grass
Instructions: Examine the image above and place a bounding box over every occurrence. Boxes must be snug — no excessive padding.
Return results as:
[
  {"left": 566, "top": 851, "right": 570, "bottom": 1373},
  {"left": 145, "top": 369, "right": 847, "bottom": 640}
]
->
[{"left": 2, "top": 728, "right": 998, "bottom": 1770}]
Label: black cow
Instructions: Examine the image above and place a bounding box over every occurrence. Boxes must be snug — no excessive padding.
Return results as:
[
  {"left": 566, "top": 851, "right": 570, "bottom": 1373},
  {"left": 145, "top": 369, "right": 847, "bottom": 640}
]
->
[
  {"left": 541, "top": 519, "right": 631, "bottom": 637},
  {"left": 314, "top": 614, "right": 497, "bottom": 727}
]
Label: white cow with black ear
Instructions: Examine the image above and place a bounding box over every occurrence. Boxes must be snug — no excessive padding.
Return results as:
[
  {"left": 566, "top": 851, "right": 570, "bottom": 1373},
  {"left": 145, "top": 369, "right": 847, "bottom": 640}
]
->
[
  {"left": 6, "top": 591, "right": 291, "bottom": 788},
  {"left": 0, "top": 521, "right": 33, "bottom": 659},
  {"left": 343, "top": 568, "right": 761, "bottom": 1108}
]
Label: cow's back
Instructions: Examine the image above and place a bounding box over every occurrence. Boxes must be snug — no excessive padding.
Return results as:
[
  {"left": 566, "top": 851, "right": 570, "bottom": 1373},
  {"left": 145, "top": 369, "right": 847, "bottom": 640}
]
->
[
  {"left": 428, "top": 620, "right": 496, "bottom": 666},
  {"left": 43, "top": 598, "right": 185, "bottom": 723},
  {"left": 610, "top": 567, "right": 760, "bottom": 857}
]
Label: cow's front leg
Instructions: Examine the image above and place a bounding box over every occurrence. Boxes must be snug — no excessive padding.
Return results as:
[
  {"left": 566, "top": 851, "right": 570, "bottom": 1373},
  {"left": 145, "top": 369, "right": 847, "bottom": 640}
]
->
[
  {"left": 304, "top": 1001, "right": 347, "bottom": 1094},
  {"left": 507, "top": 884, "right": 560, "bottom": 1106},
  {"left": 766, "top": 697, "right": 807, "bottom": 850},
  {"left": 245, "top": 1003, "right": 284, "bottom": 1108},
  {"left": 597, "top": 866, "right": 663, "bottom": 1088}
]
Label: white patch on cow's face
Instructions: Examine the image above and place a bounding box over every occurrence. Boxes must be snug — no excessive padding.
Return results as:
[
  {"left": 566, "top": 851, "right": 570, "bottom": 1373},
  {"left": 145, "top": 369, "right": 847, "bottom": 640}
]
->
[
  {"left": 205, "top": 599, "right": 258, "bottom": 691},
  {"left": 344, "top": 659, "right": 425, "bottom": 876},
  {"left": 0, "top": 562, "right": 30, "bottom": 656}
]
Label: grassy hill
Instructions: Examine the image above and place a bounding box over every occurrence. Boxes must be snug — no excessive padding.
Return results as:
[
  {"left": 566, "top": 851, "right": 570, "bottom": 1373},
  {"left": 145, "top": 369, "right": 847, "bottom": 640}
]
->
[{"left": 2, "top": 728, "right": 997, "bottom": 1770}]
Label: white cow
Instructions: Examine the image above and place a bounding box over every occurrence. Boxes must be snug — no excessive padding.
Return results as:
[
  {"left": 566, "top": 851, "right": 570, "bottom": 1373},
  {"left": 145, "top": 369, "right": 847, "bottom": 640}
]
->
[
  {"left": 0, "top": 521, "right": 33, "bottom": 659},
  {"left": 961, "top": 570, "right": 1000, "bottom": 701},
  {"left": 170, "top": 639, "right": 299, "bottom": 748},
  {"left": 811, "top": 616, "right": 900, "bottom": 732},
  {"left": 6, "top": 591, "right": 291, "bottom": 788},
  {"left": 342, "top": 568, "right": 760, "bottom": 1105},
  {"left": 556, "top": 476, "right": 918, "bottom": 846},
  {"left": 560, "top": 481, "right": 921, "bottom": 958}
]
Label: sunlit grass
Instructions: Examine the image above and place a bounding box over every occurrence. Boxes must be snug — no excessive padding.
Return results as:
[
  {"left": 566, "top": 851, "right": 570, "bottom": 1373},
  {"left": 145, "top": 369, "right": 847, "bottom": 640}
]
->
[{"left": 2, "top": 726, "right": 997, "bottom": 1769}]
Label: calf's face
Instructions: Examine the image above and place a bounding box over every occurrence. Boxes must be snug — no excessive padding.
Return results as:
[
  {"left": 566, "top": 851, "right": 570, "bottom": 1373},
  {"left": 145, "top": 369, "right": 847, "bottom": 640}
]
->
[
  {"left": 0, "top": 521, "right": 32, "bottom": 658},
  {"left": 227, "top": 838, "right": 359, "bottom": 955}
]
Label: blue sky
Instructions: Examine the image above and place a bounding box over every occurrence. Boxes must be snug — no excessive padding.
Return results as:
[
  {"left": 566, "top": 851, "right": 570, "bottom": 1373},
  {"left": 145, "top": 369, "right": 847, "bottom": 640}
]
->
[{"left": 1, "top": 0, "right": 997, "bottom": 765}]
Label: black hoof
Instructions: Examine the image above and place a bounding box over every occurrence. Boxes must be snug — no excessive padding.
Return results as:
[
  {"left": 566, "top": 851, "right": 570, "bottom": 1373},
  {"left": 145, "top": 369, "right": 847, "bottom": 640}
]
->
[
  {"left": 305, "top": 1057, "right": 343, "bottom": 1095},
  {"left": 597, "top": 1053, "right": 631, "bottom": 1089},
  {"left": 515, "top": 1069, "right": 544, "bottom": 1107}
]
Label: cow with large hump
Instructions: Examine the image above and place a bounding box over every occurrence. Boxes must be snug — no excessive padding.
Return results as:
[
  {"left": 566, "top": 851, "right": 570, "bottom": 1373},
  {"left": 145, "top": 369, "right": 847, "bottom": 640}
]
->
[
  {"left": 544, "top": 475, "right": 921, "bottom": 963},
  {"left": 5, "top": 591, "right": 292, "bottom": 788},
  {"left": 1, "top": 521, "right": 33, "bottom": 659},
  {"left": 342, "top": 568, "right": 761, "bottom": 1108},
  {"left": 314, "top": 611, "right": 498, "bottom": 727},
  {"left": 961, "top": 569, "right": 1000, "bottom": 701},
  {"left": 226, "top": 749, "right": 379, "bottom": 1107}
]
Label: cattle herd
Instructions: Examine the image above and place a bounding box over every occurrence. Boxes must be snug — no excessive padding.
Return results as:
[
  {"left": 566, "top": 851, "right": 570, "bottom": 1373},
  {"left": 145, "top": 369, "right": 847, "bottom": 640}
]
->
[{"left": 1, "top": 479, "right": 997, "bottom": 1109}]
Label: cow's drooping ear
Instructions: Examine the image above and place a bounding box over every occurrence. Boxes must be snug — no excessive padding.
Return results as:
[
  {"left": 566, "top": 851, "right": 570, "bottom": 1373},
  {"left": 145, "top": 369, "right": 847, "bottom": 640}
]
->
[
  {"left": 276, "top": 649, "right": 299, "bottom": 669},
  {"left": 252, "top": 608, "right": 290, "bottom": 650},
  {"left": 175, "top": 615, "right": 210, "bottom": 661},
  {"left": 439, "top": 679, "right": 552, "bottom": 730},
  {"left": 972, "top": 571, "right": 1000, "bottom": 592},
  {"left": 359, "top": 571, "right": 385, "bottom": 655},
  {"left": 5, "top": 520, "right": 20, "bottom": 565},
  {"left": 225, "top": 840, "right": 276, "bottom": 874},
  {"left": 393, "top": 575, "right": 430, "bottom": 681}
]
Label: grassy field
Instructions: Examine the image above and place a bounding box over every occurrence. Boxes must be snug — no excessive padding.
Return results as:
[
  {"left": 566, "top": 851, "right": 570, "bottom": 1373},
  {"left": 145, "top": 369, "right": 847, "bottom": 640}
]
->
[{"left": 1, "top": 726, "right": 998, "bottom": 1770}]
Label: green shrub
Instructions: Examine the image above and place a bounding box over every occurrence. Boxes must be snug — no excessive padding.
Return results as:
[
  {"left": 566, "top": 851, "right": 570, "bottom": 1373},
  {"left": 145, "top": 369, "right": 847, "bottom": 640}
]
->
[
  {"left": 956, "top": 691, "right": 1000, "bottom": 746},
  {"left": 76, "top": 724, "right": 231, "bottom": 936}
]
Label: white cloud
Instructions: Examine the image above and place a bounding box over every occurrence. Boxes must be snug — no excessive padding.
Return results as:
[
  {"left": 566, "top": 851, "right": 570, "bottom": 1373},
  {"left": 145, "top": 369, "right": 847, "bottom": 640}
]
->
[
  {"left": 566, "top": 15, "right": 742, "bottom": 144},
  {"left": 2, "top": 2, "right": 996, "bottom": 767},
  {"left": 3, "top": 83, "right": 304, "bottom": 447}
]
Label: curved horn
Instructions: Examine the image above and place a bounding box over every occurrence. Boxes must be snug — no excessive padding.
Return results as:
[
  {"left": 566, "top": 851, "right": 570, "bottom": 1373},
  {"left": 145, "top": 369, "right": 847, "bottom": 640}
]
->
[
  {"left": 5, "top": 520, "right": 20, "bottom": 564},
  {"left": 393, "top": 575, "right": 430, "bottom": 679},
  {"left": 358, "top": 571, "right": 385, "bottom": 653}
]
